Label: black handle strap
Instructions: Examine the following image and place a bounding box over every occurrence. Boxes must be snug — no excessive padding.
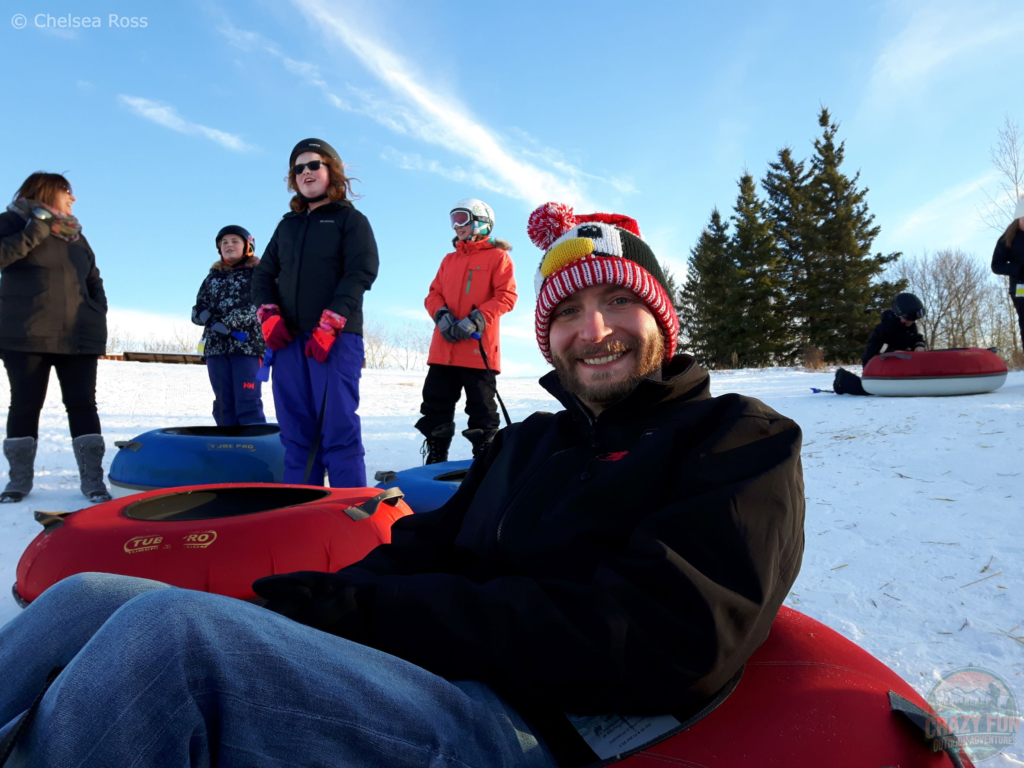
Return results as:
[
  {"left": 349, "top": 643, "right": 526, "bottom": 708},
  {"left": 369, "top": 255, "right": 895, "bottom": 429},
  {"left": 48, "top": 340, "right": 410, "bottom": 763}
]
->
[
  {"left": 475, "top": 337, "right": 512, "bottom": 428},
  {"left": 343, "top": 487, "right": 404, "bottom": 521},
  {"left": 887, "top": 690, "right": 966, "bottom": 768},
  {"left": 33, "top": 510, "right": 71, "bottom": 531},
  {"left": 879, "top": 352, "right": 914, "bottom": 360},
  {"left": 302, "top": 384, "right": 330, "bottom": 486},
  {"left": 0, "top": 666, "right": 64, "bottom": 766}
]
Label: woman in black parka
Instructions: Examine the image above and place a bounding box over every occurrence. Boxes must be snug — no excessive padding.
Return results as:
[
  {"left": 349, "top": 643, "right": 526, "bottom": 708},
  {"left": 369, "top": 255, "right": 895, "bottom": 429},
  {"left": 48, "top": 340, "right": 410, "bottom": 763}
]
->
[
  {"left": 991, "top": 198, "right": 1024, "bottom": 348},
  {"left": 0, "top": 172, "right": 111, "bottom": 503}
]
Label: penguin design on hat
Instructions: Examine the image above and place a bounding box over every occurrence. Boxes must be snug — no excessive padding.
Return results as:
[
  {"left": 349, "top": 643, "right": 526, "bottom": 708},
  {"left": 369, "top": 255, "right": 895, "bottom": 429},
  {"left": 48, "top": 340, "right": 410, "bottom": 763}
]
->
[{"left": 527, "top": 202, "right": 679, "bottom": 363}]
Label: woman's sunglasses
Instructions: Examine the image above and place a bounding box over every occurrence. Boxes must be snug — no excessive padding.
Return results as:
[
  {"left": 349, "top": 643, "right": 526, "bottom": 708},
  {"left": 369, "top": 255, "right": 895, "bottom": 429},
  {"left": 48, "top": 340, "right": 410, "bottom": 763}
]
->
[{"left": 293, "top": 160, "right": 324, "bottom": 176}]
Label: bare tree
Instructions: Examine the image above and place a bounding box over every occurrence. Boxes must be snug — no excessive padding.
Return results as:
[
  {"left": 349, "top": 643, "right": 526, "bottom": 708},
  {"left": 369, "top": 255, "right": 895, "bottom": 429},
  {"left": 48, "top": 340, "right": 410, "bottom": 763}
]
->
[
  {"left": 362, "top": 319, "right": 394, "bottom": 369},
  {"left": 979, "top": 115, "right": 1024, "bottom": 232},
  {"left": 894, "top": 249, "right": 993, "bottom": 349},
  {"left": 392, "top": 322, "right": 431, "bottom": 370}
]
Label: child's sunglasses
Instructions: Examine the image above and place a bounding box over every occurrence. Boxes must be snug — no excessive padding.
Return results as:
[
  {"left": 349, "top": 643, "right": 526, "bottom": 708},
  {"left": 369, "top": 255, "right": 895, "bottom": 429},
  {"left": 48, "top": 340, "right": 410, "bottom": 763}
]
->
[{"left": 293, "top": 160, "right": 324, "bottom": 176}]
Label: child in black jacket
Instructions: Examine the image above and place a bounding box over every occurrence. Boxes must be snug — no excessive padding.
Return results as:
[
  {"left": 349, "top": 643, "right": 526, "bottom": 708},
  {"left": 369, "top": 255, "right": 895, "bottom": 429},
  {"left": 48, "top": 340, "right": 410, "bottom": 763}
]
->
[{"left": 192, "top": 225, "right": 267, "bottom": 425}]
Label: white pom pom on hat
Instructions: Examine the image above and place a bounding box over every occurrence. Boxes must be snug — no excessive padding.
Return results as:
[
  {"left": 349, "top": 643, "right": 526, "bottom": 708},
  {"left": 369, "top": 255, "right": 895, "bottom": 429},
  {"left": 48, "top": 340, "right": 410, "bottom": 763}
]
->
[{"left": 1014, "top": 197, "right": 1024, "bottom": 221}]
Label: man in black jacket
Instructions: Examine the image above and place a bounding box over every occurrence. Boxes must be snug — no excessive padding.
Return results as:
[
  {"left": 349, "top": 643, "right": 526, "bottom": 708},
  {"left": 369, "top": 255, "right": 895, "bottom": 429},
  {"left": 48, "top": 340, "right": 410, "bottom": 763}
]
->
[
  {"left": 250, "top": 206, "right": 805, "bottom": 764},
  {"left": 0, "top": 207, "right": 804, "bottom": 768}
]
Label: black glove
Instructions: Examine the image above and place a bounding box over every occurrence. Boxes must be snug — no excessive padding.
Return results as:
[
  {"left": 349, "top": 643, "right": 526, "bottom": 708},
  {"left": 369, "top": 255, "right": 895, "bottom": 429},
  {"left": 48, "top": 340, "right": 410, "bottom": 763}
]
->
[
  {"left": 452, "top": 309, "right": 486, "bottom": 341},
  {"left": 913, "top": 342, "right": 927, "bottom": 351},
  {"left": 252, "top": 571, "right": 373, "bottom": 641},
  {"left": 434, "top": 307, "right": 459, "bottom": 344}
]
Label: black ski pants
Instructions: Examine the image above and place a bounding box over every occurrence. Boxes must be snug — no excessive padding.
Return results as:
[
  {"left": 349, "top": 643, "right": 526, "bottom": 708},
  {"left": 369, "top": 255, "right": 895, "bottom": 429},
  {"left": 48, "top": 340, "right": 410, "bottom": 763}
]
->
[
  {"left": 416, "top": 364, "right": 499, "bottom": 435},
  {"left": 1, "top": 351, "right": 101, "bottom": 440}
]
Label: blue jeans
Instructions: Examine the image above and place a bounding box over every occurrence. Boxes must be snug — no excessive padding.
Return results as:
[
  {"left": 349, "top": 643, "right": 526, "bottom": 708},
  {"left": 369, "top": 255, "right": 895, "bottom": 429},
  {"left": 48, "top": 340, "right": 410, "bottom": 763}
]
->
[
  {"left": 272, "top": 333, "right": 366, "bottom": 487},
  {"left": 0, "top": 573, "right": 557, "bottom": 768}
]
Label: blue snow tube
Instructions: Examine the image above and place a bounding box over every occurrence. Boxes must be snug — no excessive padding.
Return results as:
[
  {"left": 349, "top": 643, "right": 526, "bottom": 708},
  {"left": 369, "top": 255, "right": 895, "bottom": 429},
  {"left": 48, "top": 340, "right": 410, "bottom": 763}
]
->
[
  {"left": 109, "top": 425, "right": 285, "bottom": 497},
  {"left": 373, "top": 460, "right": 471, "bottom": 513}
]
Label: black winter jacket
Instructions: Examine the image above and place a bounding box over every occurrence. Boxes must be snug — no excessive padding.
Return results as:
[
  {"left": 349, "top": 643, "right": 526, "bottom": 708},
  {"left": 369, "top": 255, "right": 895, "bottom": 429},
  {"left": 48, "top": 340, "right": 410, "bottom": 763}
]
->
[
  {"left": 0, "top": 211, "right": 107, "bottom": 355},
  {"left": 335, "top": 356, "right": 805, "bottom": 766},
  {"left": 991, "top": 231, "right": 1024, "bottom": 296},
  {"left": 191, "top": 257, "right": 266, "bottom": 359},
  {"left": 252, "top": 200, "right": 378, "bottom": 335},
  {"left": 862, "top": 309, "right": 925, "bottom": 365}
]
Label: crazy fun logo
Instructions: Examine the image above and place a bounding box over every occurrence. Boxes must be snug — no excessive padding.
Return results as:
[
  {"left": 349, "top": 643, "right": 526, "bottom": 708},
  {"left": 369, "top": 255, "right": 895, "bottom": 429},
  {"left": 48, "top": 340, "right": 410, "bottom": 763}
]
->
[{"left": 926, "top": 667, "right": 1020, "bottom": 761}]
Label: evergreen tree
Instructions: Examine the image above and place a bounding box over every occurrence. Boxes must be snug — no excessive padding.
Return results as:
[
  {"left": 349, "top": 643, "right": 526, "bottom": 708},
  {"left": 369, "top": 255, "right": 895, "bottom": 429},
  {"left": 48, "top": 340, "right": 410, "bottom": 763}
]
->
[
  {"left": 801, "top": 108, "right": 904, "bottom": 362},
  {"left": 728, "top": 173, "right": 788, "bottom": 366},
  {"left": 679, "top": 209, "right": 736, "bottom": 368},
  {"left": 762, "top": 146, "right": 813, "bottom": 363}
]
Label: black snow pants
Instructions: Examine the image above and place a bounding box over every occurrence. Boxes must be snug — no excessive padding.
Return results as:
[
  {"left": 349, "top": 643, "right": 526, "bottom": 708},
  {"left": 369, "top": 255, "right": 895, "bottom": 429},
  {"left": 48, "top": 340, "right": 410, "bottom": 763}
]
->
[{"left": 416, "top": 364, "right": 499, "bottom": 435}]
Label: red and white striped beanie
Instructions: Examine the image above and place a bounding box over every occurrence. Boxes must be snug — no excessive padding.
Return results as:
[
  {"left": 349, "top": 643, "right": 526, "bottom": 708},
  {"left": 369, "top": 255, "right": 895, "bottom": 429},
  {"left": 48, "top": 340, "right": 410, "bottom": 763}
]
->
[{"left": 528, "top": 202, "right": 679, "bottom": 364}]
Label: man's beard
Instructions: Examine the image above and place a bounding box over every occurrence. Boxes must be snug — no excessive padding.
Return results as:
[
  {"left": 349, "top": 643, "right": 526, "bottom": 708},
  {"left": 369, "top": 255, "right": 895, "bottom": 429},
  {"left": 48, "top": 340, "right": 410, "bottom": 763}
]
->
[{"left": 552, "top": 331, "right": 665, "bottom": 408}]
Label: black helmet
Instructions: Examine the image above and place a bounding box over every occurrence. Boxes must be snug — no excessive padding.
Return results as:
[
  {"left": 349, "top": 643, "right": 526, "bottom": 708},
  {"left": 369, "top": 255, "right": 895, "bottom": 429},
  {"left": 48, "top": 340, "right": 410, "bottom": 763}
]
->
[
  {"left": 892, "top": 292, "right": 925, "bottom": 321},
  {"left": 216, "top": 225, "right": 255, "bottom": 258},
  {"left": 289, "top": 138, "right": 340, "bottom": 168}
]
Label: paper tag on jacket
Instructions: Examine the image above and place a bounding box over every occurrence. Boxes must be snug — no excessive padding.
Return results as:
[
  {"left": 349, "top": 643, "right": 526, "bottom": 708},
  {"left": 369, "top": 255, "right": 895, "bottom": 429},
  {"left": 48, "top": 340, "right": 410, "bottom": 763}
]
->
[
  {"left": 1016, "top": 283, "right": 1024, "bottom": 297},
  {"left": 564, "top": 713, "right": 681, "bottom": 760}
]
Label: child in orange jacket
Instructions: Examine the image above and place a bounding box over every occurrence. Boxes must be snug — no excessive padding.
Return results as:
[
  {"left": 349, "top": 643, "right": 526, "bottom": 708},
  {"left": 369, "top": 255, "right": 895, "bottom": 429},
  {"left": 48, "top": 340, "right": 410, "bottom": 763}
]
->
[{"left": 418, "top": 199, "right": 517, "bottom": 463}]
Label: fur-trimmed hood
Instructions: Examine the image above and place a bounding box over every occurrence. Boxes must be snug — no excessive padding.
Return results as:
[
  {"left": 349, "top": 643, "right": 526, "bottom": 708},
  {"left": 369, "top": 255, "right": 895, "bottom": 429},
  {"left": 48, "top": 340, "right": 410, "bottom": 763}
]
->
[
  {"left": 451, "top": 236, "right": 512, "bottom": 253},
  {"left": 210, "top": 255, "right": 260, "bottom": 271}
]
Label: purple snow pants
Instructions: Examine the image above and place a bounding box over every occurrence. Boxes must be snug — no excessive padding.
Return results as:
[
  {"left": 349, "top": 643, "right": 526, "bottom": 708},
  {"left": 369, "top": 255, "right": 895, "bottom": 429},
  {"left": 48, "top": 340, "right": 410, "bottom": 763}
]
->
[{"left": 271, "top": 332, "right": 366, "bottom": 488}]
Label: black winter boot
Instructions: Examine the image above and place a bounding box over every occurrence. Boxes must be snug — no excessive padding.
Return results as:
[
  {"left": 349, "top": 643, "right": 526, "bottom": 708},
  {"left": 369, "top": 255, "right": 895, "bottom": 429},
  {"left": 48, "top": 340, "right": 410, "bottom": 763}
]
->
[
  {"left": 463, "top": 428, "right": 497, "bottom": 460},
  {"left": 72, "top": 434, "right": 112, "bottom": 503},
  {"left": 1, "top": 437, "right": 36, "bottom": 503},
  {"left": 420, "top": 422, "right": 455, "bottom": 465}
]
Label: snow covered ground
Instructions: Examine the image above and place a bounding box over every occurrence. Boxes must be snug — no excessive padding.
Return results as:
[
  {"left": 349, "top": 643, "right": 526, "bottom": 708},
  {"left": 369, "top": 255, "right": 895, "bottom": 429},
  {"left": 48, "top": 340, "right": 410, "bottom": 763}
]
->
[{"left": 0, "top": 359, "right": 1021, "bottom": 762}]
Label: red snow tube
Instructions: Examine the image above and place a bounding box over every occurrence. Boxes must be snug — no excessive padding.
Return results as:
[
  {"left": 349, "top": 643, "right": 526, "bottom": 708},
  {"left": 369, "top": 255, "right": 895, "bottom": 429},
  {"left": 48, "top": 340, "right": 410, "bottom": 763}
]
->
[
  {"left": 862, "top": 348, "right": 1007, "bottom": 396},
  {"left": 13, "top": 484, "right": 411, "bottom": 605},
  {"left": 615, "top": 606, "right": 973, "bottom": 767}
]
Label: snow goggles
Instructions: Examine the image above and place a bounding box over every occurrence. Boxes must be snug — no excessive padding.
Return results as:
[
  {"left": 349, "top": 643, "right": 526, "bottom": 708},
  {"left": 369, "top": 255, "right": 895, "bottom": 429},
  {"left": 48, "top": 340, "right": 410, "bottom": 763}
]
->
[
  {"left": 292, "top": 160, "right": 324, "bottom": 176},
  {"left": 450, "top": 208, "right": 474, "bottom": 229},
  {"left": 898, "top": 308, "right": 925, "bottom": 321}
]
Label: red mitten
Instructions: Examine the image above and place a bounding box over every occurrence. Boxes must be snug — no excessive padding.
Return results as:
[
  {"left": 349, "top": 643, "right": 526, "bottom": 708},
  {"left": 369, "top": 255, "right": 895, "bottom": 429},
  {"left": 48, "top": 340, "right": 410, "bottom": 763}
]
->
[
  {"left": 305, "top": 310, "right": 346, "bottom": 363},
  {"left": 259, "top": 305, "right": 294, "bottom": 351}
]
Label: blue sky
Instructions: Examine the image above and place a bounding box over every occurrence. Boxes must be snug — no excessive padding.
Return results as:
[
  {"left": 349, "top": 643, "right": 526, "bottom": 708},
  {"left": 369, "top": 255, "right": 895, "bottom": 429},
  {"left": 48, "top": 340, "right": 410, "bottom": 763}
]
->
[{"left": 1, "top": 0, "right": 1022, "bottom": 375}]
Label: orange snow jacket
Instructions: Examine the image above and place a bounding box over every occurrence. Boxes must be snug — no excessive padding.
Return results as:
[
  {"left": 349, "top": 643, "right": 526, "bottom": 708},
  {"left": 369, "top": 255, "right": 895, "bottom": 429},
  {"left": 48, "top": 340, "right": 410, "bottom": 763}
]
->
[{"left": 425, "top": 237, "right": 517, "bottom": 373}]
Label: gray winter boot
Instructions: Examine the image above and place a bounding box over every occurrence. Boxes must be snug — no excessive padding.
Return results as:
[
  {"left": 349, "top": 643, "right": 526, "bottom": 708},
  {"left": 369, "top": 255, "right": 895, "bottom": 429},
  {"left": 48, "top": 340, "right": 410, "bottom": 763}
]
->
[
  {"left": 1, "top": 437, "right": 37, "bottom": 503},
  {"left": 72, "top": 434, "right": 112, "bottom": 503}
]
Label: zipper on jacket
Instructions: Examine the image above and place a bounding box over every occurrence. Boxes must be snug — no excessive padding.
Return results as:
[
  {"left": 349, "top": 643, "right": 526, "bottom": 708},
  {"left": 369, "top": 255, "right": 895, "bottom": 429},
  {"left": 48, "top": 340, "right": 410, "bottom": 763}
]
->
[
  {"left": 494, "top": 447, "right": 573, "bottom": 552},
  {"left": 465, "top": 269, "right": 473, "bottom": 294},
  {"left": 571, "top": 395, "right": 601, "bottom": 481}
]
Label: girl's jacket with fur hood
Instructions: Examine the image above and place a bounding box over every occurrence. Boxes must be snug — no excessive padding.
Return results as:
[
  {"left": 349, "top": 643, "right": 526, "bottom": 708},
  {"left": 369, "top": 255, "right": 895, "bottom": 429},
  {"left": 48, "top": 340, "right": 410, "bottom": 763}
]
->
[
  {"left": 191, "top": 256, "right": 266, "bottom": 358},
  {"left": 424, "top": 237, "right": 517, "bottom": 372}
]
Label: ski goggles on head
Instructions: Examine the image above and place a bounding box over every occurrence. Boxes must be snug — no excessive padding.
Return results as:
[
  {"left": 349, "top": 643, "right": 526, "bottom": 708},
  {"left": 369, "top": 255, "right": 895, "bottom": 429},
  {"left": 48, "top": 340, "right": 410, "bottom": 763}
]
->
[
  {"left": 898, "top": 308, "right": 925, "bottom": 321},
  {"left": 292, "top": 160, "right": 324, "bottom": 176},
  {"left": 450, "top": 209, "right": 474, "bottom": 229}
]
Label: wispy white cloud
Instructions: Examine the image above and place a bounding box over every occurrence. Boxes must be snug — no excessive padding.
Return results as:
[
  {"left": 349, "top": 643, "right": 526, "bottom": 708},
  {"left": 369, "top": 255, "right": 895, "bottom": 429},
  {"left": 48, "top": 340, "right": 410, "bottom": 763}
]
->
[
  {"left": 380, "top": 148, "right": 514, "bottom": 198},
  {"left": 865, "top": 3, "right": 1024, "bottom": 105},
  {"left": 218, "top": 5, "right": 629, "bottom": 209},
  {"left": 887, "top": 170, "right": 999, "bottom": 249},
  {"left": 117, "top": 95, "right": 256, "bottom": 152}
]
